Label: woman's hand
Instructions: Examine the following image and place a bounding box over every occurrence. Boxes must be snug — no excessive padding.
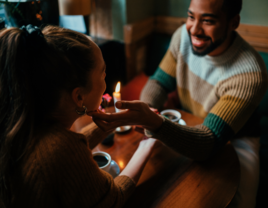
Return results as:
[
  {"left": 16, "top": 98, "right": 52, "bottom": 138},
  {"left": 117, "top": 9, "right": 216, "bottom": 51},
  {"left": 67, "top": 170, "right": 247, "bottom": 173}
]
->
[{"left": 90, "top": 100, "right": 163, "bottom": 132}]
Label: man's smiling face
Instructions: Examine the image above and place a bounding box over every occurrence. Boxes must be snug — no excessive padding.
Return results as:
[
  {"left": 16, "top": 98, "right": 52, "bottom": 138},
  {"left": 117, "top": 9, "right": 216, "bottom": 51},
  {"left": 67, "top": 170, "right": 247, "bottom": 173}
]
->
[{"left": 186, "top": 0, "right": 233, "bottom": 56}]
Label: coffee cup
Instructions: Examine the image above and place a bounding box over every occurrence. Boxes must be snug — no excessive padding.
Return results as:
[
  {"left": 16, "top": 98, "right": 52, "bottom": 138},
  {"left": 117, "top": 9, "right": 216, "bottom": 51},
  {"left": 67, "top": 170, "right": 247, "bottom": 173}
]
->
[
  {"left": 160, "top": 109, "right": 181, "bottom": 123},
  {"left": 92, "top": 151, "right": 111, "bottom": 173}
]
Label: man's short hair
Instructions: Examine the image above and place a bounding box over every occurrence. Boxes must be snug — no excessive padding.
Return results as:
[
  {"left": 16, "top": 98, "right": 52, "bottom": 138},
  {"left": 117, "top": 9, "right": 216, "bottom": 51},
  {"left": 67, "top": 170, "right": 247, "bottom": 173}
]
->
[{"left": 222, "top": 0, "right": 242, "bottom": 19}]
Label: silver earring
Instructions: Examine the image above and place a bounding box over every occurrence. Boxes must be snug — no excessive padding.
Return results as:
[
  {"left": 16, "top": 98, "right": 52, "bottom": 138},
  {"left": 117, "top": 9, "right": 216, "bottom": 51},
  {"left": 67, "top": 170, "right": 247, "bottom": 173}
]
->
[{"left": 76, "top": 105, "right": 87, "bottom": 115}]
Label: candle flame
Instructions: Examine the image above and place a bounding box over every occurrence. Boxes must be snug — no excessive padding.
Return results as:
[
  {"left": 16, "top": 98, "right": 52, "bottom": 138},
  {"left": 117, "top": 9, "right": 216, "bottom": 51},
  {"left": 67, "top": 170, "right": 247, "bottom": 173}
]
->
[{"left": 115, "top": 82, "right": 121, "bottom": 93}]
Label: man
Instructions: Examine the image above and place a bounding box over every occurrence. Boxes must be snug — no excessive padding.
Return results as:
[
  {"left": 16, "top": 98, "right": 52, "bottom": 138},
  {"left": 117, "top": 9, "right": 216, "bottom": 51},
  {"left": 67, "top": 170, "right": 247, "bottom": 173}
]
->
[
  {"left": 91, "top": 0, "right": 268, "bottom": 207},
  {"left": 138, "top": 0, "right": 268, "bottom": 207}
]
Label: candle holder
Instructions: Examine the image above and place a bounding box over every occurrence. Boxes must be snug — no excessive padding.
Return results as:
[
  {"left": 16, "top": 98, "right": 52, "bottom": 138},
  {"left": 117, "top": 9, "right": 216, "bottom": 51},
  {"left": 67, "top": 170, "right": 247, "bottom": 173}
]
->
[{"left": 113, "top": 81, "right": 131, "bottom": 133}]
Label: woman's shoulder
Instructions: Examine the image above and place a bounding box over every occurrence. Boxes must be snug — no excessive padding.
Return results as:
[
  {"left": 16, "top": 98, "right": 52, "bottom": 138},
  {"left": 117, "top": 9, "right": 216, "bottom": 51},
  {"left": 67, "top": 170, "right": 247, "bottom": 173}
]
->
[
  {"left": 32, "top": 123, "right": 89, "bottom": 163},
  {"left": 42, "top": 122, "right": 86, "bottom": 142}
]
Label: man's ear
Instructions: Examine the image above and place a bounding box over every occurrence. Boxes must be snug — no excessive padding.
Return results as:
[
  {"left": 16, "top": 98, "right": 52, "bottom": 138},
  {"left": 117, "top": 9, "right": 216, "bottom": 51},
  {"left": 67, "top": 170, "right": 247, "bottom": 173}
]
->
[
  {"left": 71, "top": 87, "right": 84, "bottom": 108},
  {"left": 230, "top": 14, "right": 240, "bottom": 31}
]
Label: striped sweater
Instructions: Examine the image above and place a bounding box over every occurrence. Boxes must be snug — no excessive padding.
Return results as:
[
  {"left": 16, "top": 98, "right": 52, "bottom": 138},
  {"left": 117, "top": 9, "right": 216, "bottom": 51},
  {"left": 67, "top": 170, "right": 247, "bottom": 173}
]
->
[{"left": 140, "top": 24, "right": 268, "bottom": 160}]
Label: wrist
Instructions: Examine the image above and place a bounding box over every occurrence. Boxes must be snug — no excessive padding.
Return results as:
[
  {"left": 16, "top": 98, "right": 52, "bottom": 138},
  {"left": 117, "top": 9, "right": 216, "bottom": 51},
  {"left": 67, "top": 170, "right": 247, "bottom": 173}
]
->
[
  {"left": 144, "top": 114, "right": 163, "bottom": 132},
  {"left": 135, "top": 144, "right": 153, "bottom": 160}
]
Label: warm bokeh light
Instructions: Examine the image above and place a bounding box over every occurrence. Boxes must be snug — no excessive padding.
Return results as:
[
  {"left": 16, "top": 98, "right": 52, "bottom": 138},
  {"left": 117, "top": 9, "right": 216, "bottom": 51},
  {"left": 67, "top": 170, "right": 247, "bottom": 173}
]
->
[
  {"left": 115, "top": 82, "right": 121, "bottom": 93},
  {"left": 36, "top": 13, "right": 43, "bottom": 21},
  {"left": 118, "top": 160, "right": 124, "bottom": 169}
]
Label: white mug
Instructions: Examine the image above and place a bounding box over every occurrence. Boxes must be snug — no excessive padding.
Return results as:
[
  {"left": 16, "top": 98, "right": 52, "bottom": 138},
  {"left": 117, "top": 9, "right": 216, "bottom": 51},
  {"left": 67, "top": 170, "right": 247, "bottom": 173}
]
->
[
  {"left": 92, "top": 151, "right": 111, "bottom": 173},
  {"left": 160, "top": 109, "right": 182, "bottom": 123}
]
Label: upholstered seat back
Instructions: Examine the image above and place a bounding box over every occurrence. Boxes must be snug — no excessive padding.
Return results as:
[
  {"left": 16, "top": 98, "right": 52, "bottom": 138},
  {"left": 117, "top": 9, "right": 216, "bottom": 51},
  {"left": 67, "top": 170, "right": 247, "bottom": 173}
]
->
[{"left": 258, "top": 52, "right": 268, "bottom": 134}]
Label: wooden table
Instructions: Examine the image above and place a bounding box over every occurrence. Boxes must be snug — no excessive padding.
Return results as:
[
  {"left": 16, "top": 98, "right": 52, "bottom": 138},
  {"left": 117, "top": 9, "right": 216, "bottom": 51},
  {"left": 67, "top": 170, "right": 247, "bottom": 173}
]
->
[{"left": 92, "top": 110, "right": 240, "bottom": 208}]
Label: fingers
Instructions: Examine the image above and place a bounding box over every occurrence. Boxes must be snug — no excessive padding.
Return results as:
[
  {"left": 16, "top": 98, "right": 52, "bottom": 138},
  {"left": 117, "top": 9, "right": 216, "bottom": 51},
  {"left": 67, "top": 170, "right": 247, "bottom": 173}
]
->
[
  {"left": 93, "top": 117, "right": 123, "bottom": 132},
  {"left": 92, "top": 119, "right": 112, "bottom": 132},
  {"left": 149, "top": 107, "right": 159, "bottom": 114},
  {"left": 86, "top": 110, "right": 97, "bottom": 116},
  {"left": 96, "top": 109, "right": 107, "bottom": 114},
  {"left": 87, "top": 109, "right": 105, "bottom": 116},
  {"left": 91, "top": 109, "right": 133, "bottom": 123},
  {"left": 91, "top": 112, "right": 121, "bottom": 122},
  {"left": 134, "top": 126, "right": 145, "bottom": 134},
  {"left": 116, "top": 100, "right": 148, "bottom": 111}
]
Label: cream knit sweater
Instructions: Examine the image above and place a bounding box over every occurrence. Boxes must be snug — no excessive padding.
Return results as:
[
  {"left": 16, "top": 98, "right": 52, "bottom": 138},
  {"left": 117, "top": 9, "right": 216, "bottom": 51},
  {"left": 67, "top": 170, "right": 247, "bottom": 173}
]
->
[{"left": 141, "top": 24, "right": 268, "bottom": 160}]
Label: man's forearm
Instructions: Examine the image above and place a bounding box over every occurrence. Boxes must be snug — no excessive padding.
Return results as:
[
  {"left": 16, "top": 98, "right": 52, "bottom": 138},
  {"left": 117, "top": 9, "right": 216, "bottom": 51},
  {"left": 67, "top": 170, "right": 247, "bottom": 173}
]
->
[
  {"left": 140, "top": 79, "right": 168, "bottom": 109},
  {"left": 145, "top": 117, "right": 216, "bottom": 161}
]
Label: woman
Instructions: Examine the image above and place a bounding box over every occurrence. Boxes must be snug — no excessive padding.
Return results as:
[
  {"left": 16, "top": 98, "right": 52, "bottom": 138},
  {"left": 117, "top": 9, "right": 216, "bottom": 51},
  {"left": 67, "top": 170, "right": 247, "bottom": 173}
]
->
[{"left": 0, "top": 25, "right": 156, "bottom": 208}]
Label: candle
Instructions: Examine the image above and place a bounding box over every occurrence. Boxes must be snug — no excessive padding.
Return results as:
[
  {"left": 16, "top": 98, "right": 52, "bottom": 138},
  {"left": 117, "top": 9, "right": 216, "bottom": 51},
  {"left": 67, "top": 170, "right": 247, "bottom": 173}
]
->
[
  {"left": 112, "top": 81, "right": 131, "bottom": 133},
  {"left": 113, "top": 82, "right": 121, "bottom": 112}
]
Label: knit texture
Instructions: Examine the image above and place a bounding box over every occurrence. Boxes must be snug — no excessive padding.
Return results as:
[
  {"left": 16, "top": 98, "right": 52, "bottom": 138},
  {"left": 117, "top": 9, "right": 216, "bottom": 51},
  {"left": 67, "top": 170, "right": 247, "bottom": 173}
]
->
[
  {"left": 10, "top": 122, "right": 135, "bottom": 208},
  {"left": 141, "top": 24, "right": 268, "bottom": 160}
]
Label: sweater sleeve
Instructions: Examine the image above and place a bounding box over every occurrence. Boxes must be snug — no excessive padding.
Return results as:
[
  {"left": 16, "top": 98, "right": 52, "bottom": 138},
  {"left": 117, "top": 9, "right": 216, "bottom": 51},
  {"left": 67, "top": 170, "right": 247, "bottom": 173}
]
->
[
  {"left": 43, "top": 130, "right": 136, "bottom": 208},
  {"left": 145, "top": 70, "right": 268, "bottom": 161},
  {"left": 140, "top": 49, "right": 177, "bottom": 109},
  {"left": 140, "top": 79, "right": 169, "bottom": 109},
  {"left": 140, "top": 27, "right": 183, "bottom": 108}
]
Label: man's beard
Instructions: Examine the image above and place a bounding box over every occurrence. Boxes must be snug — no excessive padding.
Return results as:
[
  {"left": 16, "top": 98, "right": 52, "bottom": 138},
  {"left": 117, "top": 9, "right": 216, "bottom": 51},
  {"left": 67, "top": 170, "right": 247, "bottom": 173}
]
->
[{"left": 188, "top": 32, "right": 228, "bottom": 56}]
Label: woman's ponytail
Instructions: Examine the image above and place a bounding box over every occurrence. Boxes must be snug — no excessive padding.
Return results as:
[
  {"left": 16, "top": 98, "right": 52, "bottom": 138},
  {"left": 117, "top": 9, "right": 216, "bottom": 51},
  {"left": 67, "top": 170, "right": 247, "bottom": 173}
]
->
[{"left": 0, "top": 26, "right": 47, "bottom": 206}]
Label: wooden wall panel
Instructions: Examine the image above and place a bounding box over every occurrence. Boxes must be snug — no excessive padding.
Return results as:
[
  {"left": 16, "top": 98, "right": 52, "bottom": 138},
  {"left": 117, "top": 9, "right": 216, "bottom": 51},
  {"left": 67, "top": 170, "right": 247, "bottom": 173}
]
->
[
  {"left": 237, "top": 24, "right": 268, "bottom": 53},
  {"left": 90, "top": 0, "right": 113, "bottom": 39},
  {"left": 124, "top": 17, "right": 154, "bottom": 81},
  {"left": 124, "top": 17, "right": 155, "bottom": 44},
  {"left": 155, "top": 16, "right": 187, "bottom": 35}
]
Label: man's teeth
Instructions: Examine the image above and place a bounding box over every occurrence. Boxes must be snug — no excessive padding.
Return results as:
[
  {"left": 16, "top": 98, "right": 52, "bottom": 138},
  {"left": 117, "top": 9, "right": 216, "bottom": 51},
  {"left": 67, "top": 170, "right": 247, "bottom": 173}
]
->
[
  {"left": 192, "top": 37, "right": 208, "bottom": 46},
  {"left": 194, "top": 39, "right": 203, "bottom": 43}
]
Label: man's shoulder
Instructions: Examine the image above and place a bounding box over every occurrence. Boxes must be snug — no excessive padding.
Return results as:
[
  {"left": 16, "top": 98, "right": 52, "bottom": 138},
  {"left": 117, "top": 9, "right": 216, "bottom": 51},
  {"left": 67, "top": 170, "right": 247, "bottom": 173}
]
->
[
  {"left": 234, "top": 34, "right": 267, "bottom": 72},
  {"left": 170, "top": 24, "right": 190, "bottom": 57},
  {"left": 219, "top": 34, "right": 268, "bottom": 91},
  {"left": 171, "top": 24, "right": 185, "bottom": 40}
]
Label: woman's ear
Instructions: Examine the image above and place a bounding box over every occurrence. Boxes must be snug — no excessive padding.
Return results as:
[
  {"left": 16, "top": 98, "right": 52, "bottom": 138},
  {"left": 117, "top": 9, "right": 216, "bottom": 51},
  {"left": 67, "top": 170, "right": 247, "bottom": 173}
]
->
[{"left": 71, "top": 87, "right": 84, "bottom": 107}]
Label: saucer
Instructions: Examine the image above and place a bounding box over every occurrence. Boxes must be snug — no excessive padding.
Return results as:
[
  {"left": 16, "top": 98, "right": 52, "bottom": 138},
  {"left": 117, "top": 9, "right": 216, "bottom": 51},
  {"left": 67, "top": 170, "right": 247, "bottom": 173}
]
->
[
  {"left": 109, "top": 160, "right": 120, "bottom": 178},
  {"left": 115, "top": 125, "right": 132, "bottom": 133},
  {"left": 178, "top": 119, "right": 186, "bottom": 125}
]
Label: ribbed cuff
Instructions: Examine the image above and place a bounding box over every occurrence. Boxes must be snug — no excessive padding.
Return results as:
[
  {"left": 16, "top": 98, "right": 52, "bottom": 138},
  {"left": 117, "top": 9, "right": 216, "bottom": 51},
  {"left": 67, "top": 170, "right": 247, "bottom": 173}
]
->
[
  {"left": 114, "top": 175, "right": 136, "bottom": 199},
  {"left": 144, "top": 116, "right": 179, "bottom": 140}
]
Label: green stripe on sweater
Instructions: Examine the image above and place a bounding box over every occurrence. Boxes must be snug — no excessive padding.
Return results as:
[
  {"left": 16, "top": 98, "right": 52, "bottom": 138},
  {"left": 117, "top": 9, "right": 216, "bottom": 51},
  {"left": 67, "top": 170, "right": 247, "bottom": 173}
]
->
[
  {"left": 203, "top": 113, "right": 235, "bottom": 153},
  {"left": 150, "top": 67, "right": 176, "bottom": 92}
]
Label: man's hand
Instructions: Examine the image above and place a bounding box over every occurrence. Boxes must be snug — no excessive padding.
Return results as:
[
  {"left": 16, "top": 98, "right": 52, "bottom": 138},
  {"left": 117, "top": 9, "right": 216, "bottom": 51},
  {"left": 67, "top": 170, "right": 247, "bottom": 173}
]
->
[{"left": 90, "top": 100, "right": 163, "bottom": 132}]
